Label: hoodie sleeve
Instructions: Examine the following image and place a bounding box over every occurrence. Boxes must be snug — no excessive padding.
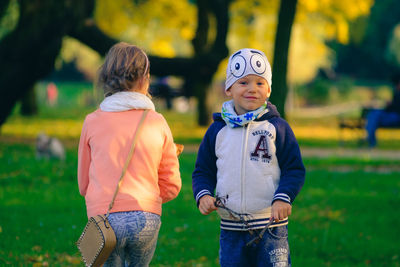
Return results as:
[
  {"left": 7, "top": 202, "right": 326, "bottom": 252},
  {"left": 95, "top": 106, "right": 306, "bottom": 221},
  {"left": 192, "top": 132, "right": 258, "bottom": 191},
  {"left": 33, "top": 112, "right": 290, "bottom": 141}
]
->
[
  {"left": 158, "top": 118, "right": 182, "bottom": 203},
  {"left": 192, "top": 121, "right": 225, "bottom": 206},
  {"left": 271, "top": 118, "right": 305, "bottom": 204}
]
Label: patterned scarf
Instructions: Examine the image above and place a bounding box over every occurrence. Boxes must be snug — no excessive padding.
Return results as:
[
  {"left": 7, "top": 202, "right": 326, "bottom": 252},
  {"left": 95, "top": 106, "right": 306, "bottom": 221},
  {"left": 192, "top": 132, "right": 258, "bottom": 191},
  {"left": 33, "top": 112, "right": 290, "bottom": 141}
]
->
[{"left": 221, "top": 100, "right": 268, "bottom": 128}]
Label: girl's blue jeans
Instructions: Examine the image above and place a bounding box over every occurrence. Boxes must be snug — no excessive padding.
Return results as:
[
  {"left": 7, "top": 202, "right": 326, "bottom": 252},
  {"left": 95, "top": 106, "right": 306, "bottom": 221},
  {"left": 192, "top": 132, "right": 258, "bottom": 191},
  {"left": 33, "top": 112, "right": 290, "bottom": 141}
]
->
[
  {"left": 219, "top": 225, "right": 290, "bottom": 267},
  {"left": 103, "top": 211, "right": 161, "bottom": 267}
]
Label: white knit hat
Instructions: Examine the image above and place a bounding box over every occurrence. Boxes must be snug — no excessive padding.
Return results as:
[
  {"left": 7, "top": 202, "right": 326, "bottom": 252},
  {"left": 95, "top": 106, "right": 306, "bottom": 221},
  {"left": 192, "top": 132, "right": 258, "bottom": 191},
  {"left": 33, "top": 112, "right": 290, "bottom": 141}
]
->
[{"left": 225, "top": 48, "right": 272, "bottom": 90}]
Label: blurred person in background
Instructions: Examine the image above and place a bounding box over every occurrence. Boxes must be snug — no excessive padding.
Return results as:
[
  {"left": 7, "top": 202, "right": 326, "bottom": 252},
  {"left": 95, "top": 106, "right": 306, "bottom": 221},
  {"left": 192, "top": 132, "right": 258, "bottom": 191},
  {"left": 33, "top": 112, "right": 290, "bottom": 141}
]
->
[
  {"left": 46, "top": 82, "right": 58, "bottom": 106},
  {"left": 365, "top": 73, "right": 400, "bottom": 147}
]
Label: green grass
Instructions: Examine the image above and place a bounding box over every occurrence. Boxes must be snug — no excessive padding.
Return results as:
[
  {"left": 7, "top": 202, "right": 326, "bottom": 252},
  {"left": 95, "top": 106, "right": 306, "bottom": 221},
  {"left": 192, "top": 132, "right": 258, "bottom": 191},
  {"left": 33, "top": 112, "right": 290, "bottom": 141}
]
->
[
  {"left": 1, "top": 81, "right": 400, "bottom": 266},
  {"left": 0, "top": 143, "right": 221, "bottom": 266},
  {"left": 0, "top": 141, "right": 399, "bottom": 266}
]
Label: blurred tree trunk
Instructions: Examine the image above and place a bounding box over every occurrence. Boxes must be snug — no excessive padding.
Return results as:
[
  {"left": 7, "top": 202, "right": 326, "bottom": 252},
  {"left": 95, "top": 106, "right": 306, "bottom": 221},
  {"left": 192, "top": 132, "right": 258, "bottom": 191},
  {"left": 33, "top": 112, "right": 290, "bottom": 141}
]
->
[
  {"left": 20, "top": 86, "right": 38, "bottom": 116},
  {"left": 191, "top": 0, "right": 230, "bottom": 125},
  {"left": 0, "top": 0, "right": 100, "bottom": 126},
  {"left": 270, "top": 0, "right": 298, "bottom": 118},
  {"left": 147, "top": 0, "right": 231, "bottom": 125}
]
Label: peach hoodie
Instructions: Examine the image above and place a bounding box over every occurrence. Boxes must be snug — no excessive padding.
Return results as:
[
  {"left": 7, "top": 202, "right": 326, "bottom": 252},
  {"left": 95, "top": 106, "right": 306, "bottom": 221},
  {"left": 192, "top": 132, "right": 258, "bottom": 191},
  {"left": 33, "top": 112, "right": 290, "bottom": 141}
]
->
[{"left": 78, "top": 92, "right": 181, "bottom": 218}]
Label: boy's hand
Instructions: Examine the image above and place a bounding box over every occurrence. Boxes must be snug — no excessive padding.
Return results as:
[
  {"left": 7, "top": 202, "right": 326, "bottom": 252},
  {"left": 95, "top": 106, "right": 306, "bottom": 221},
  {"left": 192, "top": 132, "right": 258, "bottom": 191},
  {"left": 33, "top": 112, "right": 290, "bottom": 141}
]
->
[
  {"left": 198, "top": 195, "right": 217, "bottom": 215},
  {"left": 271, "top": 200, "right": 292, "bottom": 222}
]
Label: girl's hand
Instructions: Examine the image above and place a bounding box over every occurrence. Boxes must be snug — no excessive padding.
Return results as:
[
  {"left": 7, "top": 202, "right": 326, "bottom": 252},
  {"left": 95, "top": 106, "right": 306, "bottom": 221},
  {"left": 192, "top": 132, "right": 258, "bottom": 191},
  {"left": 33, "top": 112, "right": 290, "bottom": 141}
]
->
[
  {"left": 198, "top": 195, "right": 217, "bottom": 215},
  {"left": 271, "top": 200, "right": 292, "bottom": 222}
]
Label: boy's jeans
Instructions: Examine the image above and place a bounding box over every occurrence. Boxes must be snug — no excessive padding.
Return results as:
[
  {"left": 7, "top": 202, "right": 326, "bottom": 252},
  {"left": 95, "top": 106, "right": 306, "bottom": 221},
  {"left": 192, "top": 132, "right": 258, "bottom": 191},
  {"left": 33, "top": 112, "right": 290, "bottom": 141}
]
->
[
  {"left": 219, "top": 226, "right": 290, "bottom": 267},
  {"left": 103, "top": 211, "right": 161, "bottom": 267}
]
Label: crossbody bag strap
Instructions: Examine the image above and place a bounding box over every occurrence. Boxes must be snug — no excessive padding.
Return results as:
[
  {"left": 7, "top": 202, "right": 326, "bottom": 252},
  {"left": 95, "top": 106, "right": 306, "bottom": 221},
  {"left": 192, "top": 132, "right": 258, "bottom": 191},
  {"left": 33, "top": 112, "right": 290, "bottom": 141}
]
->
[{"left": 105, "top": 109, "right": 149, "bottom": 219}]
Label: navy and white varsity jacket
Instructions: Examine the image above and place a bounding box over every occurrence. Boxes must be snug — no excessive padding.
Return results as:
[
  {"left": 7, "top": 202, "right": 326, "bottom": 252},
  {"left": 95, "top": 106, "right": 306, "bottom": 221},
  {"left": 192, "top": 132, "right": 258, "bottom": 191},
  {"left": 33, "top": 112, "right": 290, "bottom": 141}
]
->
[{"left": 192, "top": 102, "right": 305, "bottom": 231}]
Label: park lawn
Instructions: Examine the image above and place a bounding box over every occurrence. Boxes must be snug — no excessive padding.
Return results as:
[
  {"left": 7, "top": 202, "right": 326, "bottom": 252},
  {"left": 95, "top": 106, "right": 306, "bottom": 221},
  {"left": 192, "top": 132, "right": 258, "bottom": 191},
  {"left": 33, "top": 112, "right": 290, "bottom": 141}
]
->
[
  {"left": 3, "top": 109, "right": 400, "bottom": 149},
  {"left": 0, "top": 141, "right": 399, "bottom": 266},
  {"left": 1, "top": 81, "right": 399, "bottom": 265}
]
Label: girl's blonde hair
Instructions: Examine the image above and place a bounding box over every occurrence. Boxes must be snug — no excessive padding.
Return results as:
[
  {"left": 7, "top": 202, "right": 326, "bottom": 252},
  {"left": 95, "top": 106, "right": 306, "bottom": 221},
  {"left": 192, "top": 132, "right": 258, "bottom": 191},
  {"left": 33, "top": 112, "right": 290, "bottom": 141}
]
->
[{"left": 97, "top": 42, "right": 150, "bottom": 97}]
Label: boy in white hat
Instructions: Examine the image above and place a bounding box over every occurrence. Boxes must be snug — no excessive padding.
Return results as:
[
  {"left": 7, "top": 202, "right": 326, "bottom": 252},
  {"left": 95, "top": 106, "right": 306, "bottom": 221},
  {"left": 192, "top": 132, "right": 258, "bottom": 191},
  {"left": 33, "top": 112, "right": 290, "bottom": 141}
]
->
[{"left": 192, "top": 48, "right": 305, "bottom": 266}]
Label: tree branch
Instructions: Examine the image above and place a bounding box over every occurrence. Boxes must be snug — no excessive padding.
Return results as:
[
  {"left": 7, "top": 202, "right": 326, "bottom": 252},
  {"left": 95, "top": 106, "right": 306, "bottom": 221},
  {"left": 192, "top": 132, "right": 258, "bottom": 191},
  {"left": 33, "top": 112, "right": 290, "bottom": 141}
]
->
[{"left": 68, "top": 19, "right": 117, "bottom": 56}]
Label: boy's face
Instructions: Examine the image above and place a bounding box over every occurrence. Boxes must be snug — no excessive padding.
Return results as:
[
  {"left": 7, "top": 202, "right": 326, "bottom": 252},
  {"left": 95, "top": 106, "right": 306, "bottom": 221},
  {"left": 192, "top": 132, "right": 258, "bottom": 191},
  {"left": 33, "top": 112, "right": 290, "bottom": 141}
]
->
[{"left": 226, "top": 74, "right": 271, "bottom": 115}]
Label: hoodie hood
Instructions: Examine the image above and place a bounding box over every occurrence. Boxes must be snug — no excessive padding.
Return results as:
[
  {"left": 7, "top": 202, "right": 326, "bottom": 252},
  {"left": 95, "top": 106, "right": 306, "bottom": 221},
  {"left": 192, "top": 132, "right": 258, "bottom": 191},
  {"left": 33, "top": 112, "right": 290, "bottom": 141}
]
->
[{"left": 257, "top": 102, "right": 280, "bottom": 121}]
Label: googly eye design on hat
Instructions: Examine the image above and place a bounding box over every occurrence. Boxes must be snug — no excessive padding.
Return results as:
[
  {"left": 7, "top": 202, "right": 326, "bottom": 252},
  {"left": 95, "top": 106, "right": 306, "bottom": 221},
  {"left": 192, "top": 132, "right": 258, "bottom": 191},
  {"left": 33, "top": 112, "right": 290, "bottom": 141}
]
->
[{"left": 225, "top": 48, "right": 272, "bottom": 91}]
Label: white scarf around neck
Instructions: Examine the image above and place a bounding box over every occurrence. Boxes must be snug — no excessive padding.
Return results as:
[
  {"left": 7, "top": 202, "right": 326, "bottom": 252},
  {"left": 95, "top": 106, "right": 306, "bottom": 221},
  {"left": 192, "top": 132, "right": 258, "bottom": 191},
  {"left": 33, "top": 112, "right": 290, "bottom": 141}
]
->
[{"left": 100, "top": 91, "right": 155, "bottom": 112}]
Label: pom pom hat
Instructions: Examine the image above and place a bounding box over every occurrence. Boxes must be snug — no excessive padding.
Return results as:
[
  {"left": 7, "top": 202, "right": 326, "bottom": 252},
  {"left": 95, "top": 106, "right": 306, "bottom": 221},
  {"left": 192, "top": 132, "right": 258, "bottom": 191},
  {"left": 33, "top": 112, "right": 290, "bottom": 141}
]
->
[{"left": 225, "top": 48, "right": 272, "bottom": 91}]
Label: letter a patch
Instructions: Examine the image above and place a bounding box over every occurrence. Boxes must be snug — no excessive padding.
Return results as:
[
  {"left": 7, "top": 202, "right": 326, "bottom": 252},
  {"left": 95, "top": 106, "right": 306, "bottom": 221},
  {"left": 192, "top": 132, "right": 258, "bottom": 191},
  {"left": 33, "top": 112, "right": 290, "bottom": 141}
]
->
[{"left": 251, "top": 135, "right": 271, "bottom": 162}]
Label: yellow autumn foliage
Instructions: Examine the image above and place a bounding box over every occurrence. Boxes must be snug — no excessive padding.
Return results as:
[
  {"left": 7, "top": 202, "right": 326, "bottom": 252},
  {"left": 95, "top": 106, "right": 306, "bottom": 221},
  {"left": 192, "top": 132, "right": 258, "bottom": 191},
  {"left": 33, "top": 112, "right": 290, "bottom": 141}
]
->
[
  {"left": 94, "top": 0, "right": 134, "bottom": 37},
  {"left": 298, "top": 0, "right": 374, "bottom": 44},
  {"left": 94, "top": 0, "right": 196, "bottom": 57},
  {"left": 57, "top": 0, "right": 375, "bottom": 84}
]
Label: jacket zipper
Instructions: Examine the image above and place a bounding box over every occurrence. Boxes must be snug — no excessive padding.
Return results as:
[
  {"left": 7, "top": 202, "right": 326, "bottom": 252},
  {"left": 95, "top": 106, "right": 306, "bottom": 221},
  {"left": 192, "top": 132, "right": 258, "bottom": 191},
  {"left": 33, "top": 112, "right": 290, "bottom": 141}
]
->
[{"left": 240, "top": 122, "right": 251, "bottom": 213}]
